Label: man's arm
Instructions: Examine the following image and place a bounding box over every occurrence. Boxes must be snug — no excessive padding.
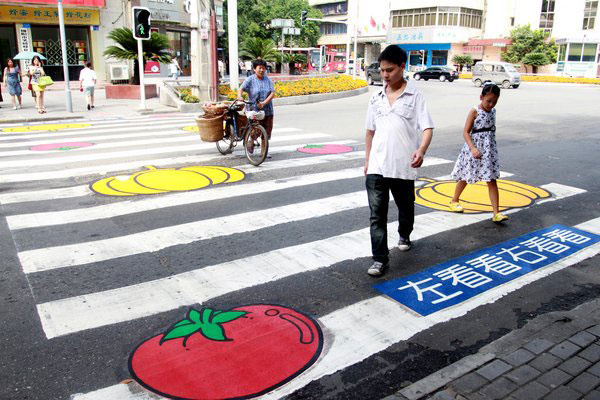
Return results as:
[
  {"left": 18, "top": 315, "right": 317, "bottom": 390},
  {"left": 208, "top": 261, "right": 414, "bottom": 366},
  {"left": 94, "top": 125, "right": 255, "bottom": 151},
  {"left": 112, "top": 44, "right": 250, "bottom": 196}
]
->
[
  {"left": 364, "top": 129, "right": 375, "bottom": 175},
  {"left": 411, "top": 128, "right": 433, "bottom": 168}
]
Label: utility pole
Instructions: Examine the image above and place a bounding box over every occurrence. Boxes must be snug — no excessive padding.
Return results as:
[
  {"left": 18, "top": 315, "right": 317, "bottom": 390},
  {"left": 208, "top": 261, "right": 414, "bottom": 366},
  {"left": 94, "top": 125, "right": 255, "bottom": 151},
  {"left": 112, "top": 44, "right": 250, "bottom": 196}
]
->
[
  {"left": 190, "top": 0, "right": 212, "bottom": 100},
  {"left": 228, "top": 0, "right": 239, "bottom": 90},
  {"left": 352, "top": 0, "right": 358, "bottom": 80},
  {"left": 57, "top": 0, "right": 73, "bottom": 112}
]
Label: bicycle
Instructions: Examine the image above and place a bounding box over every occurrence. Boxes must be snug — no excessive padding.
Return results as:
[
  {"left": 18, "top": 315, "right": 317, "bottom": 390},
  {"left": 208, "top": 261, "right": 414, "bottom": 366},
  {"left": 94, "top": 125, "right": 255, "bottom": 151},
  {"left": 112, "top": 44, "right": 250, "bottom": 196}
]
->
[{"left": 217, "top": 99, "right": 270, "bottom": 166}]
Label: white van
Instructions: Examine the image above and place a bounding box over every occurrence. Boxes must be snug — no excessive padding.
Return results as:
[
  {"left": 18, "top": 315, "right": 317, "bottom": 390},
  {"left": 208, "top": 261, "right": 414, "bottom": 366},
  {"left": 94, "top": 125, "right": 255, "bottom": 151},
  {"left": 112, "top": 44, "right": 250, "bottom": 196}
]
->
[{"left": 472, "top": 62, "right": 521, "bottom": 89}]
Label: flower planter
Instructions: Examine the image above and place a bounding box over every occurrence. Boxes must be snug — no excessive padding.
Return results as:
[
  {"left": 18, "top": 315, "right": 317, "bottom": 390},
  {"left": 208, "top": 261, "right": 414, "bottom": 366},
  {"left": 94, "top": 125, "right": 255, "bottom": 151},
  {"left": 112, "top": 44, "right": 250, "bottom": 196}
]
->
[{"left": 105, "top": 84, "right": 158, "bottom": 99}]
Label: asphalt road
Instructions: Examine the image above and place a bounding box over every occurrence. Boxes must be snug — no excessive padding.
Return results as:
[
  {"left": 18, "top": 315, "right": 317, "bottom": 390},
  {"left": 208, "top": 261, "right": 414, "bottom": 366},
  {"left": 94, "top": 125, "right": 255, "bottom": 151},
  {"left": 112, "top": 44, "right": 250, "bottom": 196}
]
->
[{"left": 0, "top": 80, "right": 598, "bottom": 400}]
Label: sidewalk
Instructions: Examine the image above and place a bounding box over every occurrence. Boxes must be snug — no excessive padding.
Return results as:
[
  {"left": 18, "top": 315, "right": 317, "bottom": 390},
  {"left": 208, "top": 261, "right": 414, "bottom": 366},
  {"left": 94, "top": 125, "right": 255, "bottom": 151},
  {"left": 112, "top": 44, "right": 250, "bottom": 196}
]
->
[
  {"left": 0, "top": 86, "right": 183, "bottom": 125},
  {"left": 385, "top": 299, "right": 600, "bottom": 400}
]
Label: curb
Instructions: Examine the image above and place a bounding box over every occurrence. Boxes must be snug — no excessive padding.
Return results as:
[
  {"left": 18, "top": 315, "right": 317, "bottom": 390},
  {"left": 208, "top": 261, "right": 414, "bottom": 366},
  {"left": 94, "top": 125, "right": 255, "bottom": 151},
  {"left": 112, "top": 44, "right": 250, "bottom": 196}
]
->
[
  {"left": 383, "top": 298, "right": 600, "bottom": 400},
  {"left": 0, "top": 115, "right": 85, "bottom": 124}
]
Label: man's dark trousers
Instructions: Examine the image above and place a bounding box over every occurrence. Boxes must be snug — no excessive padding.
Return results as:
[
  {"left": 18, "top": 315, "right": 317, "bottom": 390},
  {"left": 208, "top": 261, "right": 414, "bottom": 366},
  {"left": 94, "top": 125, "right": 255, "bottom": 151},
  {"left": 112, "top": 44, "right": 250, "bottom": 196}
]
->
[{"left": 366, "top": 174, "right": 415, "bottom": 264}]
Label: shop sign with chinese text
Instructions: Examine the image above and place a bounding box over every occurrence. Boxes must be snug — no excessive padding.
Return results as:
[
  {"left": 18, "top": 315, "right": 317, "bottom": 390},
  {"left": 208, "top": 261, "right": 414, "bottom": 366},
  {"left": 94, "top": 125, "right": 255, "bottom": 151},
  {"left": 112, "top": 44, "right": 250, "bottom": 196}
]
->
[
  {"left": 3, "top": 0, "right": 104, "bottom": 6},
  {"left": 0, "top": 5, "right": 100, "bottom": 25},
  {"left": 375, "top": 225, "right": 600, "bottom": 316}
]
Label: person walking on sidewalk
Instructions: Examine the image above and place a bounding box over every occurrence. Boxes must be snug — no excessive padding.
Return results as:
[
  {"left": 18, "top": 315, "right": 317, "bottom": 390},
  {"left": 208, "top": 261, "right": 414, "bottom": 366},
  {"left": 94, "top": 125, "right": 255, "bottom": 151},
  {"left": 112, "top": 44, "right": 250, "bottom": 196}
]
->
[
  {"left": 3, "top": 58, "right": 22, "bottom": 109},
  {"left": 79, "top": 62, "right": 97, "bottom": 110},
  {"left": 364, "top": 46, "right": 434, "bottom": 277},
  {"left": 169, "top": 57, "right": 182, "bottom": 80},
  {"left": 449, "top": 83, "right": 508, "bottom": 223},
  {"left": 28, "top": 55, "right": 46, "bottom": 114}
]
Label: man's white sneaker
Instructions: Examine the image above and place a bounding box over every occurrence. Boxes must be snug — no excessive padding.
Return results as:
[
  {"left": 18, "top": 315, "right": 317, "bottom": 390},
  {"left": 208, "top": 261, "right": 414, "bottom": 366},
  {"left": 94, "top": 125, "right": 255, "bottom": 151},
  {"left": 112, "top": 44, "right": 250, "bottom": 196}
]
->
[
  {"left": 367, "top": 261, "right": 389, "bottom": 277},
  {"left": 398, "top": 237, "right": 412, "bottom": 251}
]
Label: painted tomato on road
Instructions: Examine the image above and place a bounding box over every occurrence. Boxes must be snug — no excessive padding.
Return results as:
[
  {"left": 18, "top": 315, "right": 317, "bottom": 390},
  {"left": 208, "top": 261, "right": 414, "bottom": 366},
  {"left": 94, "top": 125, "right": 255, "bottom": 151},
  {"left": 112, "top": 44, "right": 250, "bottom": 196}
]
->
[{"left": 129, "top": 305, "right": 323, "bottom": 399}]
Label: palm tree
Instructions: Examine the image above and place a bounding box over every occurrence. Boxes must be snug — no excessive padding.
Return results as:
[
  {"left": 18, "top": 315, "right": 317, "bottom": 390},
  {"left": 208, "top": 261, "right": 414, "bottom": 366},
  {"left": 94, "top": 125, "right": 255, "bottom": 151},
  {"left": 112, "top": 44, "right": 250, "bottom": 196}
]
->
[
  {"left": 103, "top": 27, "right": 172, "bottom": 84},
  {"left": 239, "top": 38, "right": 278, "bottom": 62}
]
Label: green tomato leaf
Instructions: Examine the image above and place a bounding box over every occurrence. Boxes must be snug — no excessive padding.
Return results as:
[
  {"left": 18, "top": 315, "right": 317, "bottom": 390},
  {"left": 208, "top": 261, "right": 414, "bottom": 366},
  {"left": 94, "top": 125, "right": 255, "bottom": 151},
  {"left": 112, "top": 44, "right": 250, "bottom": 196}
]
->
[
  {"left": 211, "top": 311, "right": 248, "bottom": 324},
  {"left": 201, "top": 307, "right": 213, "bottom": 324},
  {"left": 162, "top": 323, "right": 201, "bottom": 341},
  {"left": 188, "top": 309, "right": 201, "bottom": 323},
  {"left": 173, "top": 319, "right": 193, "bottom": 327},
  {"left": 200, "top": 323, "right": 228, "bottom": 341}
]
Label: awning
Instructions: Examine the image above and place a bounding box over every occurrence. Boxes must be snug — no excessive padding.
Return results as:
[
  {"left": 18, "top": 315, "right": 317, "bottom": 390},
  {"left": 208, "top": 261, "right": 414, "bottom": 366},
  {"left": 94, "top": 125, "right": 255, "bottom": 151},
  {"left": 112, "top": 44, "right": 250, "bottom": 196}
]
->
[
  {"left": 467, "top": 38, "right": 511, "bottom": 46},
  {"left": 396, "top": 43, "right": 451, "bottom": 52}
]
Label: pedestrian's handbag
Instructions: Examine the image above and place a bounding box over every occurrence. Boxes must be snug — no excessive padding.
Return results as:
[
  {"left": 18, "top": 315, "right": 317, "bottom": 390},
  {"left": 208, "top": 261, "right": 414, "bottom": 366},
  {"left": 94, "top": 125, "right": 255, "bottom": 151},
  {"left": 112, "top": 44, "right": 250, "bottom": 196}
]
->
[
  {"left": 38, "top": 76, "right": 54, "bottom": 87},
  {"left": 27, "top": 76, "right": 32, "bottom": 91}
]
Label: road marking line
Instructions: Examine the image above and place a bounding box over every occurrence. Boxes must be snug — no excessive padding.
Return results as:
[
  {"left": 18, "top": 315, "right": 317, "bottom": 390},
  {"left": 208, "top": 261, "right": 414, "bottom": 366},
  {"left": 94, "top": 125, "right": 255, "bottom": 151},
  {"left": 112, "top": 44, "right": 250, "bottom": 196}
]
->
[
  {"left": 0, "top": 127, "right": 300, "bottom": 151},
  {"left": 0, "top": 133, "right": 334, "bottom": 183},
  {"left": 263, "top": 217, "right": 600, "bottom": 399},
  {"left": 0, "top": 132, "right": 325, "bottom": 169},
  {"left": 67, "top": 213, "right": 598, "bottom": 400},
  {"left": 0, "top": 118, "right": 195, "bottom": 141},
  {"left": 0, "top": 141, "right": 365, "bottom": 191},
  {"left": 36, "top": 183, "right": 583, "bottom": 339},
  {"left": 6, "top": 154, "right": 449, "bottom": 227}
]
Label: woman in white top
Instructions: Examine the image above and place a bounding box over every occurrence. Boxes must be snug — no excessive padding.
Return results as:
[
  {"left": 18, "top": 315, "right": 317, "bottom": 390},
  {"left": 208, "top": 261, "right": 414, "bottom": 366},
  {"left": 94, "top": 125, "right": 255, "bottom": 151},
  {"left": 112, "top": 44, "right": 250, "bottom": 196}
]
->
[
  {"left": 79, "top": 62, "right": 97, "bottom": 110},
  {"left": 169, "top": 58, "right": 182, "bottom": 80},
  {"left": 28, "top": 55, "right": 46, "bottom": 113}
]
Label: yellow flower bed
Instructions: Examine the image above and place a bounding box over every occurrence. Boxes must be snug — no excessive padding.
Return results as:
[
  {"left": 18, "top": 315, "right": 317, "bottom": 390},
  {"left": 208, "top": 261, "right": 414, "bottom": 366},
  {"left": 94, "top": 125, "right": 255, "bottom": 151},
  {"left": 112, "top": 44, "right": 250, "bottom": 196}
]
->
[
  {"left": 219, "top": 75, "right": 367, "bottom": 100},
  {"left": 457, "top": 73, "right": 599, "bottom": 84}
]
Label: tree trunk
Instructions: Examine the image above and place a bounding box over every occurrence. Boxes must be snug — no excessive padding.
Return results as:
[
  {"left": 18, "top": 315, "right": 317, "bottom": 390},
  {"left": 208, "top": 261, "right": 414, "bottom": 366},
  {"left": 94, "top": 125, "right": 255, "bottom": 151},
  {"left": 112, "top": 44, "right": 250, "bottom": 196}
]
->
[{"left": 532, "top": 65, "right": 538, "bottom": 74}]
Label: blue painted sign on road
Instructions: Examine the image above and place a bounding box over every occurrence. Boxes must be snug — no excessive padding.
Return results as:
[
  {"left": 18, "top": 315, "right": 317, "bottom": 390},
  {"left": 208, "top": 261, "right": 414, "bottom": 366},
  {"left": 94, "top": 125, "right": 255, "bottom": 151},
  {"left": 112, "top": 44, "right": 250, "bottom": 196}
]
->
[{"left": 374, "top": 225, "right": 599, "bottom": 316}]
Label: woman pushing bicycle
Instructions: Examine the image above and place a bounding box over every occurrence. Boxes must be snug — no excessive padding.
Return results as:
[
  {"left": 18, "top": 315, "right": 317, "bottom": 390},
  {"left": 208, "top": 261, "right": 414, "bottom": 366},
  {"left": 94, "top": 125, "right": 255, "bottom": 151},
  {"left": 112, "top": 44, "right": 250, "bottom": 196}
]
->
[{"left": 237, "top": 59, "right": 275, "bottom": 144}]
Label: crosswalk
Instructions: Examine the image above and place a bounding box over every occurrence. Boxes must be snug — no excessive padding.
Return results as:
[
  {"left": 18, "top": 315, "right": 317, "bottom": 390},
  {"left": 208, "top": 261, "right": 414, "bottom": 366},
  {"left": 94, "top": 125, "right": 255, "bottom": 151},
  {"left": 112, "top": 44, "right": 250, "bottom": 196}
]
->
[{"left": 0, "top": 114, "right": 596, "bottom": 400}]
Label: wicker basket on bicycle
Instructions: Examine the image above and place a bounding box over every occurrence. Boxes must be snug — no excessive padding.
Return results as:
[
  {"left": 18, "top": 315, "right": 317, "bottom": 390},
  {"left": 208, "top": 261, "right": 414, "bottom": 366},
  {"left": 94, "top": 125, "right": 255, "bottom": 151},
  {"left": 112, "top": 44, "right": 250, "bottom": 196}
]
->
[
  {"left": 201, "top": 102, "right": 229, "bottom": 118},
  {"left": 196, "top": 114, "right": 225, "bottom": 142}
]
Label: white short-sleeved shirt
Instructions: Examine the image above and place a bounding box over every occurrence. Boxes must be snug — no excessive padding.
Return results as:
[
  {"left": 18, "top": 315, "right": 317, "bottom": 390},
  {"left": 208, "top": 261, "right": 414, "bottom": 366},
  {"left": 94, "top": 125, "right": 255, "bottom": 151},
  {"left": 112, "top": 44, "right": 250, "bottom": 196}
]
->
[
  {"left": 365, "top": 80, "right": 434, "bottom": 180},
  {"left": 79, "top": 68, "right": 96, "bottom": 87}
]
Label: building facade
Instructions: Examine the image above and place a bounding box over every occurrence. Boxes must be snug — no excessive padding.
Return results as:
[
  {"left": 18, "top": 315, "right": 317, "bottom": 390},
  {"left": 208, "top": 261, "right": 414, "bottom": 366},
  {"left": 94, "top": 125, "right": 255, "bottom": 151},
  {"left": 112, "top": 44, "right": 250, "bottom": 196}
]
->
[{"left": 0, "top": 0, "right": 106, "bottom": 81}]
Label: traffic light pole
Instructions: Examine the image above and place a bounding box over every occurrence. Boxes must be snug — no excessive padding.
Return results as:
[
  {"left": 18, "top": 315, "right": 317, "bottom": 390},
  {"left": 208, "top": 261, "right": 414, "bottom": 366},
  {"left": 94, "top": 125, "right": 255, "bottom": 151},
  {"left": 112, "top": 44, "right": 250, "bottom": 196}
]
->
[
  {"left": 57, "top": 0, "right": 73, "bottom": 112},
  {"left": 137, "top": 39, "right": 146, "bottom": 110}
]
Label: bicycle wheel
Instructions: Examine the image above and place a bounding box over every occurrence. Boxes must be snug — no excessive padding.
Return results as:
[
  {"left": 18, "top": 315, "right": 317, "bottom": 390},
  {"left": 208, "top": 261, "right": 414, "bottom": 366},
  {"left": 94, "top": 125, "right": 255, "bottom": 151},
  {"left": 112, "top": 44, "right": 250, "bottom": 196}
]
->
[
  {"left": 216, "top": 120, "right": 235, "bottom": 155},
  {"left": 243, "top": 124, "right": 269, "bottom": 166}
]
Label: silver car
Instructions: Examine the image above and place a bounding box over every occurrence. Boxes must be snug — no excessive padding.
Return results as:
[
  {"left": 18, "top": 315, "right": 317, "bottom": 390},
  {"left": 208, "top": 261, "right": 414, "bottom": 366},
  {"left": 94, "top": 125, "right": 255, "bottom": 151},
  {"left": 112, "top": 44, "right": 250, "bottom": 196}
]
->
[{"left": 472, "top": 62, "right": 521, "bottom": 89}]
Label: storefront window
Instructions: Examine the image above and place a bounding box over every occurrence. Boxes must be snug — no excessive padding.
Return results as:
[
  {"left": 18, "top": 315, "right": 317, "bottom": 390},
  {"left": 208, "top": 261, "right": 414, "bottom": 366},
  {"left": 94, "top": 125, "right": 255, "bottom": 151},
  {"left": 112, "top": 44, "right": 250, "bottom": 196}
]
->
[
  {"left": 431, "top": 50, "right": 447, "bottom": 65},
  {"left": 167, "top": 30, "right": 190, "bottom": 76},
  {"left": 558, "top": 44, "right": 567, "bottom": 61},
  {"left": 568, "top": 43, "right": 583, "bottom": 61},
  {"left": 582, "top": 43, "right": 598, "bottom": 61},
  {"left": 30, "top": 25, "right": 89, "bottom": 80},
  {"left": 0, "top": 25, "right": 18, "bottom": 72}
]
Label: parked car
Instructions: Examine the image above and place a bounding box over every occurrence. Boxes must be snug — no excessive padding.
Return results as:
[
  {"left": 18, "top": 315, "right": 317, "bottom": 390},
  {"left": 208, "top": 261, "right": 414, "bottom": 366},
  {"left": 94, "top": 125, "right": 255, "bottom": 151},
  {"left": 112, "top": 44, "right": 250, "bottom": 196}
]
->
[
  {"left": 413, "top": 66, "right": 458, "bottom": 82},
  {"left": 472, "top": 61, "right": 521, "bottom": 89},
  {"left": 365, "top": 62, "right": 410, "bottom": 85}
]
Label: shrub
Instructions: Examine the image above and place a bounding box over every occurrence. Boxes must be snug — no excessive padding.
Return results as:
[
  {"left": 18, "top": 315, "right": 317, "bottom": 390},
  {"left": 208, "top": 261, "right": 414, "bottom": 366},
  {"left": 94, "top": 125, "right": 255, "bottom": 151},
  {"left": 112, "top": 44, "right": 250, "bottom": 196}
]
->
[{"left": 219, "top": 75, "right": 367, "bottom": 100}]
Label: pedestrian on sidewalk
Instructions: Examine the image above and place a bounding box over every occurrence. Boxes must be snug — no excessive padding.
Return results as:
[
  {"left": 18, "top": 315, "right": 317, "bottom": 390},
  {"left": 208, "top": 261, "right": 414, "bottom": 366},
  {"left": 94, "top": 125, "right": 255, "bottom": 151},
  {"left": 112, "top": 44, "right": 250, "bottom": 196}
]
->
[
  {"left": 238, "top": 59, "right": 245, "bottom": 76},
  {"left": 28, "top": 55, "right": 46, "bottom": 114},
  {"left": 364, "top": 46, "right": 434, "bottom": 277},
  {"left": 169, "top": 57, "right": 182, "bottom": 80},
  {"left": 244, "top": 60, "right": 252, "bottom": 77},
  {"left": 237, "top": 59, "right": 275, "bottom": 152},
  {"left": 79, "top": 62, "right": 97, "bottom": 110},
  {"left": 449, "top": 83, "right": 507, "bottom": 223},
  {"left": 3, "top": 58, "right": 22, "bottom": 109}
]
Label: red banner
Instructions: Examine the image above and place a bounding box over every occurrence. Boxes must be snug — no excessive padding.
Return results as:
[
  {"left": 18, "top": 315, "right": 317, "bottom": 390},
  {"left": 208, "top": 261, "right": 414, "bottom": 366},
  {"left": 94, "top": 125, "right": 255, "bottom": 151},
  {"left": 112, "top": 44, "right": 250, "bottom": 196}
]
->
[{"left": 5, "top": 0, "right": 105, "bottom": 6}]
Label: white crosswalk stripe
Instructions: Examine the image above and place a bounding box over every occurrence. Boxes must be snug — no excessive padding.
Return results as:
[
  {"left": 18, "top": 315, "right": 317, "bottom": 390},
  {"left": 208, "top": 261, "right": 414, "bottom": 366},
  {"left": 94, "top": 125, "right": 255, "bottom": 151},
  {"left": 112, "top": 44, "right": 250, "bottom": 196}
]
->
[{"left": 0, "top": 114, "right": 591, "bottom": 400}]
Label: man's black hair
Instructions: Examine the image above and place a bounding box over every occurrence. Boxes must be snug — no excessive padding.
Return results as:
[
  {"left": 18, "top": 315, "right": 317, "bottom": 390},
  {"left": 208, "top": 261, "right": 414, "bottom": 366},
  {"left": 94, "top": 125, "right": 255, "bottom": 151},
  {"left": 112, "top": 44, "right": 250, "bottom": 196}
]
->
[
  {"left": 378, "top": 46, "right": 407, "bottom": 67},
  {"left": 481, "top": 83, "right": 501, "bottom": 97},
  {"left": 252, "top": 59, "right": 267, "bottom": 70}
]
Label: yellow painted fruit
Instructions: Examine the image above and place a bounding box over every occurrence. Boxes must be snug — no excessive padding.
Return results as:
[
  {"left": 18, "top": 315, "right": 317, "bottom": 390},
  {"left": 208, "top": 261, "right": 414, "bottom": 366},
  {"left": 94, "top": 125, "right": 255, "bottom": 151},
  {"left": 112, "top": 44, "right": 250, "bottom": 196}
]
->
[
  {"left": 2, "top": 123, "right": 92, "bottom": 133},
  {"left": 415, "top": 179, "right": 551, "bottom": 213},
  {"left": 182, "top": 126, "right": 199, "bottom": 132},
  {"left": 91, "top": 166, "right": 245, "bottom": 196}
]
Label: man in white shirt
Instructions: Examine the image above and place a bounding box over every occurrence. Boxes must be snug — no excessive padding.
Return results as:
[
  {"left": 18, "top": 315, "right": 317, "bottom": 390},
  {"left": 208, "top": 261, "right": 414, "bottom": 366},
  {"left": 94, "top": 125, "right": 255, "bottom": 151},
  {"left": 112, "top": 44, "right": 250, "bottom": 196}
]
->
[
  {"left": 364, "top": 46, "right": 434, "bottom": 277},
  {"left": 78, "top": 62, "right": 97, "bottom": 110},
  {"left": 169, "top": 58, "right": 181, "bottom": 80}
]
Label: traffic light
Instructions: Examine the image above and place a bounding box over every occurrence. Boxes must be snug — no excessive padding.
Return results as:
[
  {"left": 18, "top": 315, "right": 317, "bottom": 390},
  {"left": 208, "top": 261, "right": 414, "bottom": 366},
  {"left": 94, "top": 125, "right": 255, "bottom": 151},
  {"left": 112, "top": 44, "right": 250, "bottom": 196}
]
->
[
  {"left": 132, "top": 7, "right": 151, "bottom": 40},
  {"left": 301, "top": 10, "right": 308, "bottom": 26}
]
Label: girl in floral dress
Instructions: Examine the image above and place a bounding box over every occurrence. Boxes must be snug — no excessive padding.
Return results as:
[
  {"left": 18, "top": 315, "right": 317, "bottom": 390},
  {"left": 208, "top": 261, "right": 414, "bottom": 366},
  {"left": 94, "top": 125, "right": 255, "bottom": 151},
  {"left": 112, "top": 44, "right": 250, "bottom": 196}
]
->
[{"left": 449, "top": 84, "right": 508, "bottom": 223}]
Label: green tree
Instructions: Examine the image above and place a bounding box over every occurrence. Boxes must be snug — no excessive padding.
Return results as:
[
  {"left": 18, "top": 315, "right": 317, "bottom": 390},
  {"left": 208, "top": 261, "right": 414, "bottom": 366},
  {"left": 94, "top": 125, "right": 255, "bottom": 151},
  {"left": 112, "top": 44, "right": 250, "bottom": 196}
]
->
[
  {"left": 103, "top": 27, "right": 172, "bottom": 85},
  {"left": 451, "top": 54, "right": 474, "bottom": 72},
  {"left": 521, "top": 52, "right": 551, "bottom": 73},
  {"left": 239, "top": 37, "right": 279, "bottom": 61},
  {"left": 501, "top": 24, "right": 557, "bottom": 73},
  {"left": 219, "top": 0, "right": 322, "bottom": 57}
]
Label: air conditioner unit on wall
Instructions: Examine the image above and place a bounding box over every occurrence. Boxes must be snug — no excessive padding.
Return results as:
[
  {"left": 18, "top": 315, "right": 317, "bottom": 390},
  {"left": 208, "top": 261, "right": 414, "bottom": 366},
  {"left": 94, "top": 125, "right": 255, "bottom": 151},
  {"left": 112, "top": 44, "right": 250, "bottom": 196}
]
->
[{"left": 109, "top": 65, "right": 130, "bottom": 81}]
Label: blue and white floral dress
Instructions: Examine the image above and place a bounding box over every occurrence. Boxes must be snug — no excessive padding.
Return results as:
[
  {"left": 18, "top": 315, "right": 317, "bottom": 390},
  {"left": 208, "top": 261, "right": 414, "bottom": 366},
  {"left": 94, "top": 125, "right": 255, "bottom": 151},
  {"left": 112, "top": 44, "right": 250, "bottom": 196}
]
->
[{"left": 451, "top": 105, "right": 499, "bottom": 184}]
